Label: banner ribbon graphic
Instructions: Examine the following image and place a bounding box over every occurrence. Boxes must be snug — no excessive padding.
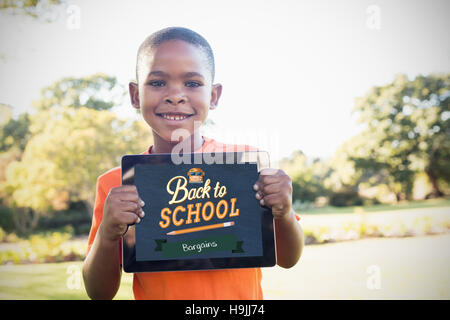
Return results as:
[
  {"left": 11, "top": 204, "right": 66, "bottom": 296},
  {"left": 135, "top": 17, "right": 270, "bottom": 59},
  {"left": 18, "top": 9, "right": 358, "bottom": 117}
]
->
[{"left": 154, "top": 234, "right": 244, "bottom": 258}]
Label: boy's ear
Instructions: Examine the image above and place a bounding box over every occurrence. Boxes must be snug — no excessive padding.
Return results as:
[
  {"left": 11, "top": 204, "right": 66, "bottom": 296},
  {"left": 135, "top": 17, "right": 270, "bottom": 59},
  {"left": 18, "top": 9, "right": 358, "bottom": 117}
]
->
[
  {"left": 209, "top": 83, "right": 222, "bottom": 110},
  {"left": 129, "top": 81, "right": 140, "bottom": 109}
]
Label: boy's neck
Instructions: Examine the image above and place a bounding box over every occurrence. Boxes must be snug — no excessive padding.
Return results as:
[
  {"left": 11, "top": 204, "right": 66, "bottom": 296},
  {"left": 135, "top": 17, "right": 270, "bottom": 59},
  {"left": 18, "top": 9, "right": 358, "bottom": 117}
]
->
[{"left": 151, "top": 133, "right": 205, "bottom": 154}]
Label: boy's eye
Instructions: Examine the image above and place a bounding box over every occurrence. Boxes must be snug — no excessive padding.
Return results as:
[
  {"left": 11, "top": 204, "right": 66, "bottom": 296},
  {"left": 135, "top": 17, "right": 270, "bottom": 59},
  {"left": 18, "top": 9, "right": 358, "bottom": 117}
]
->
[
  {"left": 147, "top": 80, "right": 165, "bottom": 87},
  {"left": 185, "top": 81, "right": 202, "bottom": 88}
]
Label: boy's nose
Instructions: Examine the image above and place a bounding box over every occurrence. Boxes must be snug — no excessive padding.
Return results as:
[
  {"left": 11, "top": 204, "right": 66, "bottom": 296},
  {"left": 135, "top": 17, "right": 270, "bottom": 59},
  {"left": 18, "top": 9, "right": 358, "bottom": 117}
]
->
[
  {"left": 164, "top": 90, "right": 186, "bottom": 105},
  {"left": 165, "top": 96, "right": 185, "bottom": 105}
]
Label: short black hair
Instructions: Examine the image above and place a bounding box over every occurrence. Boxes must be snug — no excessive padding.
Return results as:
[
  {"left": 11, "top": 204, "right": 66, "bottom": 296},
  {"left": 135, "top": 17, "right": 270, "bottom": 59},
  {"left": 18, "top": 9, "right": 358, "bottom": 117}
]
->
[{"left": 136, "top": 27, "right": 215, "bottom": 84}]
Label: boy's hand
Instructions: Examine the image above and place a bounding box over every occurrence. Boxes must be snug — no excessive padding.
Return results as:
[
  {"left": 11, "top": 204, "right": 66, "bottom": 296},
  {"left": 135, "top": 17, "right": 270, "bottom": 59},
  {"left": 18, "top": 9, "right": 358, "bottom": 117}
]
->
[
  {"left": 99, "top": 185, "right": 146, "bottom": 242},
  {"left": 253, "top": 168, "right": 293, "bottom": 221}
]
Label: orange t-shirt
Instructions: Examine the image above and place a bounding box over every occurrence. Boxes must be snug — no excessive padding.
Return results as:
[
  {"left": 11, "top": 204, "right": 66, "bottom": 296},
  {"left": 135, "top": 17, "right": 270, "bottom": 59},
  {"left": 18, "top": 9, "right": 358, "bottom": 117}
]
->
[{"left": 87, "top": 136, "right": 268, "bottom": 300}]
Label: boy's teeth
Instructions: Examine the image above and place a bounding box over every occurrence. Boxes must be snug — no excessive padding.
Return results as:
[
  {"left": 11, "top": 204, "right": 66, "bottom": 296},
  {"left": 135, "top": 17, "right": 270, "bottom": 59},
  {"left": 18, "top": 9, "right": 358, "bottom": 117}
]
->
[{"left": 162, "top": 114, "right": 188, "bottom": 120}]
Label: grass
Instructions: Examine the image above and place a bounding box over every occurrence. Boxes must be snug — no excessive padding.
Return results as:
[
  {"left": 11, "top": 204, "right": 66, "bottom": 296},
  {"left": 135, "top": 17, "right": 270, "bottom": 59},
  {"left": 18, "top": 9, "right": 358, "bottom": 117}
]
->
[
  {"left": 0, "top": 262, "right": 134, "bottom": 300},
  {"left": 298, "top": 198, "right": 450, "bottom": 215},
  {"left": 1, "top": 233, "right": 449, "bottom": 300}
]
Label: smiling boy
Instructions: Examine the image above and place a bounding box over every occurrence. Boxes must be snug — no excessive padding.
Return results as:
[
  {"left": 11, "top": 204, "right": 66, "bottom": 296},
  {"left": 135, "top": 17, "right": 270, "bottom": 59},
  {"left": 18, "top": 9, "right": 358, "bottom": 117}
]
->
[{"left": 82, "top": 27, "right": 304, "bottom": 300}]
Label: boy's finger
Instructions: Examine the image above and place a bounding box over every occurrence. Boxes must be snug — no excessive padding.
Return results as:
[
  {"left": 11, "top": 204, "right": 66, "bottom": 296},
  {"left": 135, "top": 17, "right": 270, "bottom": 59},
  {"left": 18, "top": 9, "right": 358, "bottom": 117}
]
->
[
  {"left": 260, "top": 193, "right": 286, "bottom": 210},
  {"left": 259, "top": 174, "right": 280, "bottom": 185},
  {"left": 118, "top": 185, "right": 138, "bottom": 192},
  {"left": 119, "top": 192, "right": 145, "bottom": 207},
  {"left": 258, "top": 182, "right": 281, "bottom": 196},
  {"left": 253, "top": 169, "right": 279, "bottom": 190},
  {"left": 120, "top": 201, "right": 142, "bottom": 212},
  {"left": 259, "top": 168, "right": 280, "bottom": 176},
  {"left": 137, "top": 208, "right": 145, "bottom": 218},
  {"left": 253, "top": 175, "right": 279, "bottom": 191},
  {"left": 122, "top": 211, "right": 141, "bottom": 225}
]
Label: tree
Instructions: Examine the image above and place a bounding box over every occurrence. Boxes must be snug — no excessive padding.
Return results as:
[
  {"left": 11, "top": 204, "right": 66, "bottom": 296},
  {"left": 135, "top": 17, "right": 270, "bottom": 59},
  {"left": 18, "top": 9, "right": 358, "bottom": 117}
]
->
[
  {"left": 0, "top": 104, "right": 12, "bottom": 125},
  {"left": 326, "top": 135, "right": 367, "bottom": 192},
  {"left": 29, "top": 73, "right": 128, "bottom": 137},
  {"left": 279, "top": 150, "right": 331, "bottom": 203},
  {"left": 352, "top": 73, "right": 450, "bottom": 198},
  {"left": 0, "top": 106, "right": 31, "bottom": 209},
  {"left": 0, "top": 0, "right": 63, "bottom": 20},
  {"left": 32, "top": 73, "right": 126, "bottom": 112},
  {"left": 2, "top": 107, "right": 152, "bottom": 231},
  {"left": 0, "top": 73, "right": 132, "bottom": 232},
  {"left": 329, "top": 129, "right": 414, "bottom": 202},
  {"left": 0, "top": 112, "right": 31, "bottom": 152}
]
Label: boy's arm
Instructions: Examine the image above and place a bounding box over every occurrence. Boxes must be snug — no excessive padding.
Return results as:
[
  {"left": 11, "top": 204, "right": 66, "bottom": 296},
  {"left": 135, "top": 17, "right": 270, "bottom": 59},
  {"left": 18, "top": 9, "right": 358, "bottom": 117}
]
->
[
  {"left": 274, "top": 208, "right": 304, "bottom": 268},
  {"left": 254, "top": 169, "right": 304, "bottom": 268},
  {"left": 82, "top": 225, "right": 122, "bottom": 300},
  {"left": 82, "top": 184, "right": 144, "bottom": 300}
]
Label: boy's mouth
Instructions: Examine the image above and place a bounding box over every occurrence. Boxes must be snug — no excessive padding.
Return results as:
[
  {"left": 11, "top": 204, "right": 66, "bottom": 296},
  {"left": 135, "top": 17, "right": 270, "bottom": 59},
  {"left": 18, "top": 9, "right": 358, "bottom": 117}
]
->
[{"left": 156, "top": 112, "right": 194, "bottom": 122}]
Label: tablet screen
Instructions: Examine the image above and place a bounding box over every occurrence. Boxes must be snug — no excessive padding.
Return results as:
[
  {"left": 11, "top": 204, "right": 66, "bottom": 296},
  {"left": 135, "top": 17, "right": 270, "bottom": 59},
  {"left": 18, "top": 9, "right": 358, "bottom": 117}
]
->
[
  {"left": 121, "top": 151, "right": 276, "bottom": 273},
  {"left": 134, "top": 162, "right": 263, "bottom": 262}
]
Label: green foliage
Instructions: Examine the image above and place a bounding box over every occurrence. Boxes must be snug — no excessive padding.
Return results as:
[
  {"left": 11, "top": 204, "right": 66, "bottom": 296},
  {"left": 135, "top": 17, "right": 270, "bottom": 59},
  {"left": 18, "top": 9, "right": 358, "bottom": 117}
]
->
[
  {"left": 352, "top": 73, "right": 450, "bottom": 198},
  {"left": 0, "top": 0, "right": 63, "bottom": 20},
  {"left": 328, "top": 189, "right": 363, "bottom": 207},
  {"left": 2, "top": 106, "right": 152, "bottom": 217},
  {"left": 0, "top": 73, "right": 150, "bottom": 233},
  {"left": 0, "top": 204, "right": 15, "bottom": 232},
  {"left": 325, "top": 132, "right": 373, "bottom": 194},
  {"left": 32, "top": 73, "right": 125, "bottom": 112},
  {"left": 302, "top": 210, "right": 450, "bottom": 245},
  {"left": 0, "top": 104, "right": 12, "bottom": 125},
  {"left": 0, "top": 113, "right": 31, "bottom": 153},
  {"left": 37, "top": 205, "right": 92, "bottom": 235},
  {"left": 0, "top": 231, "right": 86, "bottom": 264},
  {"left": 280, "top": 150, "right": 332, "bottom": 203},
  {"left": 0, "top": 226, "right": 5, "bottom": 242}
]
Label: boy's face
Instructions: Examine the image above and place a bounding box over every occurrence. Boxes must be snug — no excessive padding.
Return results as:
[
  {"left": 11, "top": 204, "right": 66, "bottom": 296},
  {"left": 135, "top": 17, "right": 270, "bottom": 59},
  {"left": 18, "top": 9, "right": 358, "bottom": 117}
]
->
[{"left": 130, "top": 40, "right": 222, "bottom": 145}]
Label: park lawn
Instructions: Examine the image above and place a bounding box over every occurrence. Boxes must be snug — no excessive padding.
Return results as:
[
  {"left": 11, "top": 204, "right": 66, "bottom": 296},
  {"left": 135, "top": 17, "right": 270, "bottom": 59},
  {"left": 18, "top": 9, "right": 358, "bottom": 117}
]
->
[
  {"left": 299, "top": 198, "right": 450, "bottom": 215},
  {"left": 1, "top": 233, "right": 449, "bottom": 299},
  {"left": 0, "top": 262, "right": 134, "bottom": 300}
]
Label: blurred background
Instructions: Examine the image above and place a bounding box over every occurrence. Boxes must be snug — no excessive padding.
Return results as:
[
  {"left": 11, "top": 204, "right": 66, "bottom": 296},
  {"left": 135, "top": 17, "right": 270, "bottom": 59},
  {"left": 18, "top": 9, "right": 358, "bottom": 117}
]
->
[{"left": 0, "top": 0, "right": 449, "bottom": 299}]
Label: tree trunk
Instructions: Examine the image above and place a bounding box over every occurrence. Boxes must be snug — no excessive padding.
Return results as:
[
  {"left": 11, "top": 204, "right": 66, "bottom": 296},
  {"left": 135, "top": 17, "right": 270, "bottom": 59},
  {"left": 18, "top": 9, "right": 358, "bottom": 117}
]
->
[
  {"left": 425, "top": 168, "right": 444, "bottom": 198},
  {"left": 12, "top": 207, "right": 39, "bottom": 234}
]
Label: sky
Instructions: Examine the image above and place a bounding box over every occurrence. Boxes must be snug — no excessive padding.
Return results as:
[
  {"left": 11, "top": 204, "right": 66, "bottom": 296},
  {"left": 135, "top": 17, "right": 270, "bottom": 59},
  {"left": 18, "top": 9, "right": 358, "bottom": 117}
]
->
[{"left": 0, "top": 0, "right": 449, "bottom": 165}]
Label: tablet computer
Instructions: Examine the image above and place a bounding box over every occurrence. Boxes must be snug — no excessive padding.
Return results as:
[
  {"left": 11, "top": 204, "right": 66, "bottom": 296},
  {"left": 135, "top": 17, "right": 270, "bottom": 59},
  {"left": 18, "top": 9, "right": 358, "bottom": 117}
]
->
[{"left": 121, "top": 151, "right": 276, "bottom": 273}]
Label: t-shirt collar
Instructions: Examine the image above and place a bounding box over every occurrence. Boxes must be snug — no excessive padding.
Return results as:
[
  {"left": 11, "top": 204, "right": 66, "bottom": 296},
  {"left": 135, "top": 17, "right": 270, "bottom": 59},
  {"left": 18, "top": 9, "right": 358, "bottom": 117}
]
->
[{"left": 144, "top": 136, "right": 212, "bottom": 155}]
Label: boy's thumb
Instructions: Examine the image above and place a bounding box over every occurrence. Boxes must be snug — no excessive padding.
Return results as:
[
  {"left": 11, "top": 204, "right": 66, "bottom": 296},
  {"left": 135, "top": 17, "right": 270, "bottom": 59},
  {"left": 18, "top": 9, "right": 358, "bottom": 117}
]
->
[{"left": 259, "top": 168, "right": 279, "bottom": 176}]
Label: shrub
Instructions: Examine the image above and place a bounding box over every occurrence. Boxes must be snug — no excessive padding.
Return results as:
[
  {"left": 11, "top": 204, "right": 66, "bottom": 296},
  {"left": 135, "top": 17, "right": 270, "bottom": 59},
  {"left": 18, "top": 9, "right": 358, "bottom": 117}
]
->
[
  {"left": 0, "top": 227, "right": 5, "bottom": 242},
  {"left": 329, "top": 189, "right": 363, "bottom": 207},
  {"left": 293, "top": 200, "right": 315, "bottom": 212},
  {"left": 0, "top": 205, "right": 15, "bottom": 232},
  {"left": 0, "top": 231, "right": 87, "bottom": 264}
]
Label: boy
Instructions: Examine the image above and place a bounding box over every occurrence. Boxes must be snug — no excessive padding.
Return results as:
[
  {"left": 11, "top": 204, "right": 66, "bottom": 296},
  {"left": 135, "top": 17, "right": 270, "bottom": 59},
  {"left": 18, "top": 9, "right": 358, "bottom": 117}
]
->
[{"left": 82, "top": 27, "right": 304, "bottom": 300}]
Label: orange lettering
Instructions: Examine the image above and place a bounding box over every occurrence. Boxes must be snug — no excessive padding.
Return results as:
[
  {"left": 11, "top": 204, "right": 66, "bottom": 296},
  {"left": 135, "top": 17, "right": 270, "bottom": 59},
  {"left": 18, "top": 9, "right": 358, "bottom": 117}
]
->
[
  {"left": 172, "top": 205, "right": 185, "bottom": 226},
  {"left": 186, "top": 203, "right": 201, "bottom": 224},
  {"left": 229, "top": 197, "right": 240, "bottom": 217},
  {"left": 159, "top": 207, "right": 171, "bottom": 228},
  {"left": 216, "top": 199, "right": 228, "bottom": 219},
  {"left": 201, "top": 201, "right": 214, "bottom": 222}
]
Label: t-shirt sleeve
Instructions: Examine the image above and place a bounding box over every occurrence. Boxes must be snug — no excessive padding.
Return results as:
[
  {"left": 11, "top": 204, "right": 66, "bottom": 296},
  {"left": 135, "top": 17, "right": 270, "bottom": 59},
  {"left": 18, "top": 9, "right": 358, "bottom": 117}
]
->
[
  {"left": 87, "top": 176, "right": 107, "bottom": 254},
  {"left": 87, "top": 172, "right": 123, "bottom": 265},
  {"left": 292, "top": 209, "right": 301, "bottom": 222}
]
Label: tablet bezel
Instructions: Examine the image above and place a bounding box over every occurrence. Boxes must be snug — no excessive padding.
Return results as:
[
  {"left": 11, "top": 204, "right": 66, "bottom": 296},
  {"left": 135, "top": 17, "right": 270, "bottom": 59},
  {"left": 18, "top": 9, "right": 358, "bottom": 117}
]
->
[{"left": 121, "top": 151, "right": 276, "bottom": 273}]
